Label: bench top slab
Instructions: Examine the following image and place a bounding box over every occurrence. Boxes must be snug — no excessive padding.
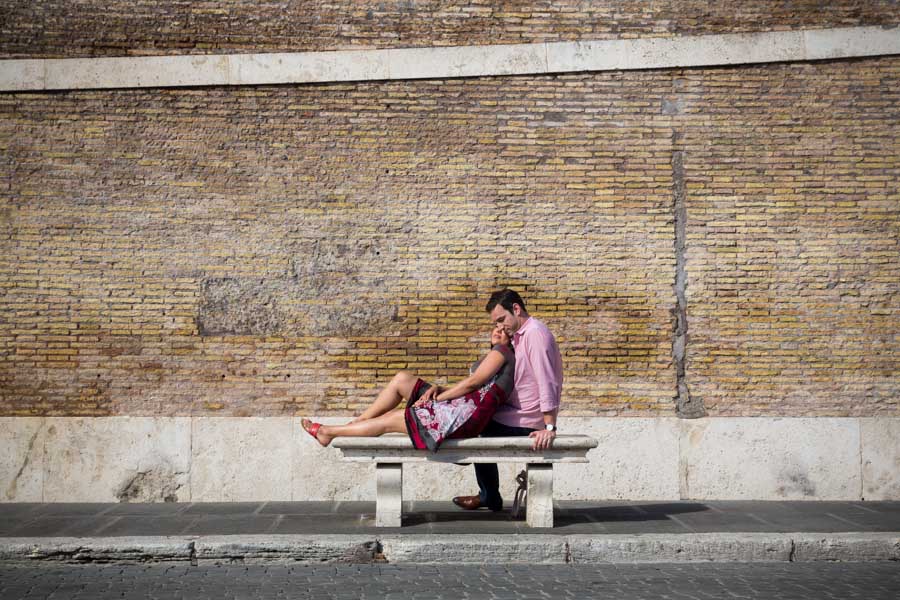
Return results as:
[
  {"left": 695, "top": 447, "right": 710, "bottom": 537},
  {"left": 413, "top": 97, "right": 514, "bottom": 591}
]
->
[{"left": 332, "top": 434, "right": 598, "bottom": 464}]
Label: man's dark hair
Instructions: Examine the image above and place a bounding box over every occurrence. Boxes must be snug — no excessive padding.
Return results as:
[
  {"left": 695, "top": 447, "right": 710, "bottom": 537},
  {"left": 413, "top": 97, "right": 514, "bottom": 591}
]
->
[{"left": 486, "top": 289, "right": 526, "bottom": 314}]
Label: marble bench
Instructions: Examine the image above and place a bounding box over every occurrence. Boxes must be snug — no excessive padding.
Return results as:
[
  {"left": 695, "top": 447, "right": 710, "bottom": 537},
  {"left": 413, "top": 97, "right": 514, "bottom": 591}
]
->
[{"left": 332, "top": 434, "right": 598, "bottom": 528}]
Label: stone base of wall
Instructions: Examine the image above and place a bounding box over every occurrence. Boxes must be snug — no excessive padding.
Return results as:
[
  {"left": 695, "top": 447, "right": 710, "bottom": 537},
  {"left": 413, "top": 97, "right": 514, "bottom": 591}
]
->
[{"left": 2, "top": 417, "right": 897, "bottom": 503}]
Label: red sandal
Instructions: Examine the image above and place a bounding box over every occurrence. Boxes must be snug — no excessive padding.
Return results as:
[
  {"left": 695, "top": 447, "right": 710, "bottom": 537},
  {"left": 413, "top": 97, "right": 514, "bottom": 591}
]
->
[{"left": 302, "top": 419, "right": 322, "bottom": 440}]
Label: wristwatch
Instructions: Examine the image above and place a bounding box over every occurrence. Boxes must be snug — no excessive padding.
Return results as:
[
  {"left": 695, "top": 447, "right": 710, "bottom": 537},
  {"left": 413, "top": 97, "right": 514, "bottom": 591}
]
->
[{"left": 545, "top": 424, "right": 556, "bottom": 432}]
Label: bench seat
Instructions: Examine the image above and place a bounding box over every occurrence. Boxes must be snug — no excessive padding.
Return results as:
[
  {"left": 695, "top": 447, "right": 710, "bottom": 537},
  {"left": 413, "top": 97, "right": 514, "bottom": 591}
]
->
[{"left": 332, "top": 434, "right": 598, "bottom": 528}]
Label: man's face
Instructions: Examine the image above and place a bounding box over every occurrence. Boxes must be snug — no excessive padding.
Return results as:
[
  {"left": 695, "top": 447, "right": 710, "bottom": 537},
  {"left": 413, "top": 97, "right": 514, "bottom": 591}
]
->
[{"left": 490, "top": 304, "right": 522, "bottom": 338}]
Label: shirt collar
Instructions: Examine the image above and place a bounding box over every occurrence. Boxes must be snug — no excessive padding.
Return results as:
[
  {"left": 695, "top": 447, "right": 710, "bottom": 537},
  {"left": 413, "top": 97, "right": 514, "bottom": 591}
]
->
[{"left": 513, "top": 316, "right": 534, "bottom": 342}]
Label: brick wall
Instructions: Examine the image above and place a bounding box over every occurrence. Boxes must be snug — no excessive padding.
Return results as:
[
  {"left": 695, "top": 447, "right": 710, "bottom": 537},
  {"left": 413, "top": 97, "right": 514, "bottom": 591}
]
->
[
  {"left": 679, "top": 60, "right": 900, "bottom": 416},
  {"left": 1, "top": 58, "right": 898, "bottom": 418},
  {"left": 1, "top": 1, "right": 899, "bottom": 58}
]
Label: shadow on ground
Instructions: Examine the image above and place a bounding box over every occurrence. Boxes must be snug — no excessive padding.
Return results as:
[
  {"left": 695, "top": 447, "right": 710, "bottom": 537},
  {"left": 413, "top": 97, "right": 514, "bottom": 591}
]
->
[{"left": 401, "top": 501, "right": 710, "bottom": 529}]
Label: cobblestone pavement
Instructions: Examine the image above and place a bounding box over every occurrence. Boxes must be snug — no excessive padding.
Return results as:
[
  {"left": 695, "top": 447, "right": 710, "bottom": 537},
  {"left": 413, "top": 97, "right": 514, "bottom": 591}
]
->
[{"left": 1, "top": 562, "right": 899, "bottom": 599}]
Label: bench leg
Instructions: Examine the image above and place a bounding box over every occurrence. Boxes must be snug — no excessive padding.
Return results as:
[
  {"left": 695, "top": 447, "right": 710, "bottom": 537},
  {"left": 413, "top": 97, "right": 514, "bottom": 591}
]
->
[
  {"left": 525, "top": 464, "right": 553, "bottom": 528},
  {"left": 375, "top": 463, "right": 403, "bottom": 527}
]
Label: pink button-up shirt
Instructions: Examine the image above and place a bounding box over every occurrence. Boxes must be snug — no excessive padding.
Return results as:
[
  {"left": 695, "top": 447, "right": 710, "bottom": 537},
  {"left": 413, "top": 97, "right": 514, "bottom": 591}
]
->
[{"left": 492, "top": 316, "right": 563, "bottom": 430}]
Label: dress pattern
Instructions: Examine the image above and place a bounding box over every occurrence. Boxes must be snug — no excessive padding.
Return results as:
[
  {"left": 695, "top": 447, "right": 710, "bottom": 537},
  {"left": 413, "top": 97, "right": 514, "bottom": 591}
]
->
[{"left": 404, "top": 344, "right": 514, "bottom": 452}]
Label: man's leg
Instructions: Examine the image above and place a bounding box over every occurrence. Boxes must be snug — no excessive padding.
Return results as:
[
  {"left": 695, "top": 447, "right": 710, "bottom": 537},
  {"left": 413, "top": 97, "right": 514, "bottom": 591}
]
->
[{"left": 471, "top": 420, "right": 536, "bottom": 510}]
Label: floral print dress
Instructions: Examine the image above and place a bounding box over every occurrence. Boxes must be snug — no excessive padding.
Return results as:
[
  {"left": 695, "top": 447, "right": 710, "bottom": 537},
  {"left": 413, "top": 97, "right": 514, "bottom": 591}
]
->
[{"left": 404, "top": 344, "right": 515, "bottom": 452}]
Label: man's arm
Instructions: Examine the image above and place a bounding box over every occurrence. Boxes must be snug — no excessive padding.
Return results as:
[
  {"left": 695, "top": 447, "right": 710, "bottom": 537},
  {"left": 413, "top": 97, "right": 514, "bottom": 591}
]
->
[
  {"left": 530, "top": 408, "right": 558, "bottom": 451},
  {"left": 526, "top": 329, "right": 563, "bottom": 451}
]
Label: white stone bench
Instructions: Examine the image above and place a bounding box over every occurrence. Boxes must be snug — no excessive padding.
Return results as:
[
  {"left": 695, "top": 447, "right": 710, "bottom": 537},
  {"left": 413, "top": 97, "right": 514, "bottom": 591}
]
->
[{"left": 332, "top": 434, "right": 598, "bottom": 528}]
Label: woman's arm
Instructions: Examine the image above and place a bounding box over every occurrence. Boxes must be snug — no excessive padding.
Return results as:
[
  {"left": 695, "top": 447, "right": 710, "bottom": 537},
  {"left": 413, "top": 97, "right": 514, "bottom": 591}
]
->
[{"left": 433, "top": 349, "right": 506, "bottom": 402}]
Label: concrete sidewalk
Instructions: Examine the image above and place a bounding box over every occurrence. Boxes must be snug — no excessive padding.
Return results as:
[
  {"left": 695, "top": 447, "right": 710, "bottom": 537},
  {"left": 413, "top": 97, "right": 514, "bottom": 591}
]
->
[{"left": 1, "top": 501, "right": 898, "bottom": 564}]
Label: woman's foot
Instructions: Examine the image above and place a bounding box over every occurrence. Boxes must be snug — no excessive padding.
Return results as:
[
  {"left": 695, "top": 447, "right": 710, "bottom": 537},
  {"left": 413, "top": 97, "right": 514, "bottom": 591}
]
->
[{"left": 301, "top": 418, "right": 333, "bottom": 447}]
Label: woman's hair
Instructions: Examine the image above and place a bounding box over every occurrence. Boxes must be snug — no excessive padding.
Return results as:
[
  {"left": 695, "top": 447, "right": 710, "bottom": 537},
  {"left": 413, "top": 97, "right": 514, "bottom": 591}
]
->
[{"left": 485, "top": 288, "right": 526, "bottom": 314}]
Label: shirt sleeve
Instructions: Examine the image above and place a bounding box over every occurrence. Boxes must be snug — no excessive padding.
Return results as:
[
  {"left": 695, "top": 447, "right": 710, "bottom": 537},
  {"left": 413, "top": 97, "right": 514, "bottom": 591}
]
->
[{"left": 524, "top": 329, "right": 562, "bottom": 413}]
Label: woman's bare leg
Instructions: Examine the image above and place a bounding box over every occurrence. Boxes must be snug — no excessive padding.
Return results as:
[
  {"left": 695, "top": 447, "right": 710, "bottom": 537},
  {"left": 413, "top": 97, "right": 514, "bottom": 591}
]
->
[
  {"left": 351, "top": 370, "right": 418, "bottom": 422},
  {"left": 302, "top": 411, "right": 406, "bottom": 447}
]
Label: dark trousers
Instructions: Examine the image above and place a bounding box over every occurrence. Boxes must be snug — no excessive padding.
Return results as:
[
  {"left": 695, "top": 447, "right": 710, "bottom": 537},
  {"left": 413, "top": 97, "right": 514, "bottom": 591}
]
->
[{"left": 475, "top": 420, "right": 537, "bottom": 508}]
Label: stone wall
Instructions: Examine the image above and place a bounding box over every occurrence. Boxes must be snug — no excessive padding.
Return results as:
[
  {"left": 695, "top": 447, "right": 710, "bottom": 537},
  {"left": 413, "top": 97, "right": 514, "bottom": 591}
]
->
[
  {"left": 2, "top": 57, "right": 898, "bottom": 418},
  {"left": 4, "top": 416, "right": 898, "bottom": 502},
  {"left": 1, "top": 1, "right": 899, "bottom": 59}
]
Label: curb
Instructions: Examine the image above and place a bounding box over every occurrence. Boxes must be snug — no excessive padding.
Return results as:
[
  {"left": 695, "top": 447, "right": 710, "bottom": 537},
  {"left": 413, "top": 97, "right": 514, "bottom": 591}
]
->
[
  {"left": 1, "top": 533, "right": 897, "bottom": 565},
  {"left": 196, "top": 535, "right": 378, "bottom": 564}
]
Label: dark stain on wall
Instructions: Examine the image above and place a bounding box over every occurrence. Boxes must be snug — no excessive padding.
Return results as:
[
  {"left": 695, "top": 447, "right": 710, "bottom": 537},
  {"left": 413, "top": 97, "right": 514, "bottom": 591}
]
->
[
  {"left": 197, "top": 277, "right": 286, "bottom": 336},
  {"left": 196, "top": 238, "right": 402, "bottom": 337}
]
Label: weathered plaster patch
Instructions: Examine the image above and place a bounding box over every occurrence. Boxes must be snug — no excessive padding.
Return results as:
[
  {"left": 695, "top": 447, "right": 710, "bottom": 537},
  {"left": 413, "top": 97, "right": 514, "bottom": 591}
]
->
[
  {"left": 116, "top": 460, "right": 188, "bottom": 502},
  {"left": 860, "top": 418, "right": 900, "bottom": 500},
  {"left": 286, "top": 238, "right": 401, "bottom": 336},
  {"left": 776, "top": 467, "right": 817, "bottom": 498},
  {"left": 197, "top": 277, "right": 286, "bottom": 336},
  {"left": 680, "top": 418, "right": 860, "bottom": 500},
  {"left": 6, "top": 429, "right": 38, "bottom": 497},
  {"left": 3, "top": 419, "right": 43, "bottom": 502},
  {"left": 197, "top": 239, "right": 401, "bottom": 337},
  {"left": 671, "top": 148, "right": 706, "bottom": 419},
  {"left": 191, "top": 417, "right": 293, "bottom": 501},
  {"left": 42, "top": 417, "right": 191, "bottom": 502}
]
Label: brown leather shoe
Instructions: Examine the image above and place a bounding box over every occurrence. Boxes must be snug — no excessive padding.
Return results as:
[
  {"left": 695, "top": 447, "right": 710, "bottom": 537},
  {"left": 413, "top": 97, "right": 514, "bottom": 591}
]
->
[{"left": 452, "top": 495, "right": 502, "bottom": 512}]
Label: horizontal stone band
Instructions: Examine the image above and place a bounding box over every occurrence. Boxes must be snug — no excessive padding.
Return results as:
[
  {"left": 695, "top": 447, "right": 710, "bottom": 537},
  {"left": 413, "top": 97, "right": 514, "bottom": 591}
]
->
[
  {"left": 5, "top": 417, "right": 898, "bottom": 502},
  {"left": 1, "top": 25, "right": 898, "bottom": 92}
]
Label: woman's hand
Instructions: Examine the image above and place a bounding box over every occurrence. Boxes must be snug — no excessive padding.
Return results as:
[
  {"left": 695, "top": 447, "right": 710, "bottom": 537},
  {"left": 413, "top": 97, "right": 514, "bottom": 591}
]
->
[{"left": 416, "top": 385, "right": 443, "bottom": 405}]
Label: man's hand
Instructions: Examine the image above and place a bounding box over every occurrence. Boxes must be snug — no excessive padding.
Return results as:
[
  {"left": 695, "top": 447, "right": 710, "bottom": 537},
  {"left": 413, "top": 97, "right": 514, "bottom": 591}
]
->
[
  {"left": 415, "top": 385, "right": 442, "bottom": 406},
  {"left": 529, "top": 429, "right": 556, "bottom": 451}
]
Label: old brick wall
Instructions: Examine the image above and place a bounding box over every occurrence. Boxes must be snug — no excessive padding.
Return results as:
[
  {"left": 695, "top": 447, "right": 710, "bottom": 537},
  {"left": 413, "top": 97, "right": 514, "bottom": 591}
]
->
[
  {"left": 679, "top": 60, "right": 900, "bottom": 416},
  {"left": 1, "top": 1, "right": 899, "bottom": 58},
  {"left": 0, "top": 75, "right": 677, "bottom": 417},
  {"left": 2, "top": 57, "right": 898, "bottom": 418}
]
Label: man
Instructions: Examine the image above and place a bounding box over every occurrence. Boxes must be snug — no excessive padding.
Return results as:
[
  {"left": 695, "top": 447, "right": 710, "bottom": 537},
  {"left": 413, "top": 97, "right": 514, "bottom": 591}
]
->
[{"left": 426, "top": 288, "right": 564, "bottom": 512}]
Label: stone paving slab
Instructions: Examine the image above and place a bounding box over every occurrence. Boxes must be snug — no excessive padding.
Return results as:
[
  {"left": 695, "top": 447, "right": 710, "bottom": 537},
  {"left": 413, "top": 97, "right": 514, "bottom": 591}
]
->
[
  {"left": 3, "top": 501, "right": 900, "bottom": 537},
  {"left": 88, "top": 516, "right": 197, "bottom": 538},
  {"left": 1, "top": 501, "right": 898, "bottom": 564},
  {"left": 0, "top": 504, "right": 43, "bottom": 520},
  {"left": 257, "top": 501, "right": 343, "bottom": 515},
  {"left": 28, "top": 504, "right": 118, "bottom": 517},
  {"left": 4, "top": 516, "right": 118, "bottom": 538},
  {"left": 181, "top": 515, "right": 282, "bottom": 536},
  {"left": 181, "top": 502, "right": 265, "bottom": 516},
  {"left": 103, "top": 503, "right": 193, "bottom": 516}
]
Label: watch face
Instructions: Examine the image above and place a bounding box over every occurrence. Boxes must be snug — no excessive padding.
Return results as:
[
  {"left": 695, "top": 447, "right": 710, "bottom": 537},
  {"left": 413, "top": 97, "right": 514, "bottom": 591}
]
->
[{"left": 546, "top": 424, "right": 555, "bottom": 431}]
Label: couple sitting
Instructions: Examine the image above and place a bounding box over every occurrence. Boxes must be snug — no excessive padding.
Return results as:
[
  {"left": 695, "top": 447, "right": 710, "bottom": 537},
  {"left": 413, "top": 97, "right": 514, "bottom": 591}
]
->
[{"left": 302, "top": 288, "right": 563, "bottom": 512}]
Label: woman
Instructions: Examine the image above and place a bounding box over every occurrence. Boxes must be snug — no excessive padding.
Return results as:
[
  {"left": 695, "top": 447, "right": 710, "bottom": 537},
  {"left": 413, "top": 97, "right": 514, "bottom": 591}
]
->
[{"left": 302, "top": 325, "right": 515, "bottom": 451}]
